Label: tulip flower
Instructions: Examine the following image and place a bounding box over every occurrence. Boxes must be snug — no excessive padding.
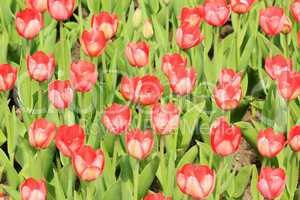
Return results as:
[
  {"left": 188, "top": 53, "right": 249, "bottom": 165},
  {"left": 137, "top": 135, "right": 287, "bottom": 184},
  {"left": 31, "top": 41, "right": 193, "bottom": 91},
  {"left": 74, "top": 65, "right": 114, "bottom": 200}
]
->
[
  {"left": 176, "top": 164, "right": 215, "bottom": 199},
  {"left": 15, "top": 8, "right": 44, "bottom": 40},
  {"left": 72, "top": 145, "right": 105, "bottom": 181},
  {"left": 143, "top": 193, "right": 172, "bottom": 200},
  {"left": 125, "top": 41, "right": 150, "bottom": 67},
  {"left": 101, "top": 103, "right": 132, "bottom": 135},
  {"left": 151, "top": 103, "right": 180, "bottom": 135},
  {"left": 120, "top": 75, "right": 164, "bottom": 105},
  {"left": 291, "top": 0, "right": 300, "bottom": 22},
  {"left": 176, "top": 23, "right": 205, "bottom": 49},
  {"left": 55, "top": 124, "right": 85, "bottom": 157},
  {"left": 230, "top": 0, "right": 255, "bottom": 14},
  {"left": 288, "top": 125, "right": 300, "bottom": 152},
  {"left": 210, "top": 117, "right": 242, "bottom": 156},
  {"left": 257, "top": 167, "right": 286, "bottom": 200},
  {"left": 259, "top": 7, "right": 287, "bottom": 36},
  {"left": 179, "top": 7, "right": 203, "bottom": 26},
  {"left": 47, "top": 0, "right": 75, "bottom": 21},
  {"left": 19, "top": 178, "right": 47, "bottom": 200},
  {"left": 125, "top": 129, "right": 154, "bottom": 160},
  {"left": 202, "top": 0, "right": 230, "bottom": 26},
  {"left": 133, "top": 8, "right": 142, "bottom": 28},
  {"left": 217, "top": 68, "right": 242, "bottom": 87},
  {"left": 161, "top": 53, "right": 187, "bottom": 76},
  {"left": 80, "top": 29, "right": 106, "bottom": 57},
  {"left": 281, "top": 15, "right": 292, "bottom": 34},
  {"left": 257, "top": 128, "right": 285, "bottom": 158},
  {"left": 264, "top": 55, "right": 292, "bottom": 80},
  {"left": 0, "top": 64, "right": 18, "bottom": 92},
  {"left": 0, "top": 192, "right": 8, "bottom": 200},
  {"left": 27, "top": 51, "right": 56, "bottom": 82},
  {"left": 143, "top": 20, "right": 154, "bottom": 39},
  {"left": 28, "top": 118, "right": 56, "bottom": 149},
  {"left": 48, "top": 80, "right": 74, "bottom": 109},
  {"left": 70, "top": 60, "right": 98, "bottom": 92},
  {"left": 91, "top": 11, "right": 119, "bottom": 39},
  {"left": 26, "top": 0, "right": 47, "bottom": 12},
  {"left": 277, "top": 71, "right": 300, "bottom": 100}
]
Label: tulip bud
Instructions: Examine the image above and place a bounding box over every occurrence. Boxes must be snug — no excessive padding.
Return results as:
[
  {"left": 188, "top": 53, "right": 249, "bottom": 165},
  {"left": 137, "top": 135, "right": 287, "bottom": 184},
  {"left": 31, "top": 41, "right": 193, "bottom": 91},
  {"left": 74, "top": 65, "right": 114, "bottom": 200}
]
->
[
  {"left": 47, "top": 0, "right": 75, "bottom": 21},
  {"left": 27, "top": 51, "right": 56, "bottom": 82},
  {"left": 264, "top": 55, "right": 292, "bottom": 80},
  {"left": 26, "top": 0, "right": 47, "bottom": 12},
  {"left": 277, "top": 71, "right": 300, "bottom": 100},
  {"left": 230, "top": 0, "right": 255, "bottom": 14},
  {"left": 0, "top": 64, "right": 18, "bottom": 92},
  {"left": 15, "top": 8, "right": 44, "bottom": 40},
  {"left": 259, "top": 7, "right": 287, "bottom": 36},
  {"left": 125, "top": 129, "right": 154, "bottom": 160},
  {"left": 48, "top": 80, "right": 74, "bottom": 109},
  {"left": 180, "top": 7, "right": 203, "bottom": 26},
  {"left": 70, "top": 60, "right": 98, "bottom": 92},
  {"left": 19, "top": 178, "right": 47, "bottom": 200},
  {"left": 291, "top": 0, "right": 300, "bottom": 23},
  {"left": 176, "top": 164, "right": 215, "bottom": 199},
  {"left": 176, "top": 23, "right": 205, "bottom": 49},
  {"left": 29, "top": 118, "right": 56, "bottom": 149},
  {"left": 91, "top": 11, "right": 119, "bottom": 39},
  {"left": 257, "top": 167, "right": 286, "bottom": 199},
  {"left": 257, "top": 128, "right": 285, "bottom": 158},
  {"left": 125, "top": 41, "right": 150, "bottom": 67},
  {"left": 163, "top": 0, "right": 171, "bottom": 5},
  {"left": 143, "top": 20, "right": 154, "bottom": 39},
  {"left": 161, "top": 53, "right": 187, "bottom": 76},
  {"left": 288, "top": 125, "right": 300, "bottom": 152},
  {"left": 80, "top": 29, "right": 106, "bottom": 57},
  {"left": 143, "top": 193, "right": 172, "bottom": 200},
  {"left": 72, "top": 145, "right": 105, "bottom": 181},
  {"left": 203, "top": 0, "right": 230, "bottom": 26},
  {"left": 281, "top": 16, "right": 292, "bottom": 34},
  {"left": 55, "top": 124, "right": 85, "bottom": 157},
  {"left": 133, "top": 8, "right": 142, "bottom": 28}
]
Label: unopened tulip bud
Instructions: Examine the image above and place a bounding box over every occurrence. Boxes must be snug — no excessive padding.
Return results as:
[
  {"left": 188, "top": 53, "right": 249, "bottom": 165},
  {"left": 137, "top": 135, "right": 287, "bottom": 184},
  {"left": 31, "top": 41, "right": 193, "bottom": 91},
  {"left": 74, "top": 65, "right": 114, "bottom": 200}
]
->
[
  {"left": 143, "top": 20, "right": 154, "bottom": 39},
  {"left": 133, "top": 8, "right": 142, "bottom": 28}
]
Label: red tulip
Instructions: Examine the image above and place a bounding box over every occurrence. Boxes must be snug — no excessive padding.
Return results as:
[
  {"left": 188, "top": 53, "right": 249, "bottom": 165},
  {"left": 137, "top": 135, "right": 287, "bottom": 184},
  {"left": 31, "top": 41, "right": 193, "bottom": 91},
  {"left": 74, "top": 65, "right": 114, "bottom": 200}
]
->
[
  {"left": 15, "top": 8, "right": 44, "bottom": 40},
  {"left": 180, "top": 7, "right": 203, "bottom": 26},
  {"left": 0, "top": 192, "right": 8, "bottom": 200},
  {"left": 0, "top": 64, "right": 18, "bottom": 92},
  {"left": 26, "top": 0, "right": 47, "bottom": 12},
  {"left": 72, "top": 145, "right": 104, "bottom": 181},
  {"left": 217, "top": 68, "right": 241, "bottom": 87},
  {"left": 80, "top": 29, "right": 106, "bottom": 57},
  {"left": 288, "top": 125, "right": 300, "bottom": 152},
  {"left": 125, "top": 129, "right": 154, "bottom": 160},
  {"left": 259, "top": 7, "right": 287, "bottom": 36},
  {"left": 27, "top": 51, "right": 56, "bottom": 82},
  {"left": 282, "top": 15, "right": 292, "bottom": 34},
  {"left": 277, "top": 71, "right": 300, "bottom": 100},
  {"left": 120, "top": 75, "right": 164, "bottom": 105},
  {"left": 264, "top": 55, "right": 292, "bottom": 80},
  {"left": 101, "top": 103, "right": 132, "bottom": 135},
  {"left": 125, "top": 41, "right": 150, "bottom": 67},
  {"left": 143, "top": 193, "right": 172, "bottom": 200},
  {"left": 176, "top": 164, "right": 215, "bottom": 199},
  {"left": 48, "top": 80, "right": 73, "bottom": 109},
  {"left": 19, "top": 178, "right": 47, "bottom": 200},
  {"left": 291, "top": 0, "right": 300, "bottom": 22},
  {"left": 91, "top": 11, "right": 118, "bottom": 39},
  {"left": 151, "top": 103, "right": 180, "bottom": 135},
  {"left": 70, "top": 60, "right": 98, "bottom": 92},
  {"left": 257, "top": 128, "right": 285, "bottom": 158},
  {"left": 176, "top": 23, "right": 205, "bottom": 49},
  {"left": 47, "top": 0, "right": 75, "bottom": 21},
  {"left": 230, "top": 0, "right": 255, "bottom": 14},
  {"left": 202, "top": 0, "right": 230, "bottom": 26},
  {"left": 257, "top": 167, "right": 286, "bottom": 200},
  {"left": 29, "top": 118, "right": 56, "bottom": 149},
  {"left": 161, "top": 53, "right": 187, "bottom": 76},
  {"left": 55, "top": 124, "right": 85, "bottom": 157},
  {"left": 210, "top": 117, "right": 242, "bottom": 156}
]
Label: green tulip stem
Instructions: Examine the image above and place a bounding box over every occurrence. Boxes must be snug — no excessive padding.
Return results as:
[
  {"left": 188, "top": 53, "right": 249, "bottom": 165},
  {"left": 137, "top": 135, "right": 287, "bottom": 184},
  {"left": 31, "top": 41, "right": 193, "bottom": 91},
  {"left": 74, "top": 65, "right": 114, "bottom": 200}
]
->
[
  {"left": 159, "top": 135, "right": 167, "bottom": 190},
  {"left": 236, "top": 14, "right": 241, "bottom": 69},
  {"left": 112, "top": 136, "right": 119, "bottom": 177},
  {"left": 133, "top": 159, "right": 140, "bottom": 200}
]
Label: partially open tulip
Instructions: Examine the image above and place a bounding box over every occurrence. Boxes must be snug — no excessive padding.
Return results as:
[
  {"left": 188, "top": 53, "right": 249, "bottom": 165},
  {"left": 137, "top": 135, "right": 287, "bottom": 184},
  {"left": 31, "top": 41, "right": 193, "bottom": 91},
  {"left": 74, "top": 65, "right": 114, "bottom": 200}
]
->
[
  {"left": 230, "top": 0, "right": 255, "bottom": 14},
  {"left": 176, "top": 23, "right": 205, "bottom": 49},
  {"left": 257, "top": 128, "right": 285, "bottom": 158},
  {"left": 288, "top": 125, "right": 300, "bottom": 152},
  {"left": 101, "top": 103, "right": 132, "bottom": 135},
  {"left": 29, "top": 118, "right": 56, "bottom": 149},
  {"left": 264, "top": 55, "right": 292, "bottom": 80},
  {"left": 47, "top": 0, "right": 75, "bottom": 21},
  {"left": 125, "top": 129, "right": 154, "bottom": 160},
  {"left": 218, "top": 68, "right": 241, "bottom": 87},
  {"left": 202, "top": 0, "right": 230, "bottom": 26},
  {"left": 151, "top": 103, "right": 180, "bottom": 135},
  {"left": 48, "top": 80, "right": 74, "bottom": 109},
  {"left": 0, "top": 64, "right": 18, "bottom": 92},
  {"left": 70, "top": 60, "right": 98, "bottom": 92},
  {"left": 15, "top": 8, "right": 44, "bottom": 40},
  {"left": 277, "top": 71, "right": 300, "bottom": 100},
  {"left": 257, "top": 167, "right": 286, "bottom": 200},
  {"left": 120, "top": 75, "right": 164, "bottom": 105},
  {"left": 259, "top": 7, "right": 287, "bottom": 36},
  {"left": 143, "top": 20, "right": 154, "bottom": 39},
  {"left": 19, "top": 178, "right": 47, "bottom": 200},
  {"left": 26, "top": 0, "right": 47, "bottom": 12},
  {"left": 180, "top": 7, "right": 203, "bottom": 26},
  {"left": 72, "top": 145, "right": 105, "bottom": 181},
  {"left": 80, "top": 29, "right": 106, "bottom": 57},
  {"left": 27, "top": 51, "right": 56, "bottom": 82},
  {"left": 210, "top": 117, "right": 242, "bottom": 156},
  {"left": 176, "top": 164, "right": 215, "bottom": 199},
  {"left": 161, "top": 53, "right": 187, "bottom": 76},
  {"left": 125, "top": 41, "right": 150, "bottom": 67},
  {"left": 55, "top": 124, "right": 85, "bottom": 157},
  {"left": 143, "top": 193, "right": 172, "bottom": 200},
  {"left": 91, "top": 11, "right": 118, "bottom": 39},
  {"left": 291, "top": 0, "right": 300, "bottom": 22}
]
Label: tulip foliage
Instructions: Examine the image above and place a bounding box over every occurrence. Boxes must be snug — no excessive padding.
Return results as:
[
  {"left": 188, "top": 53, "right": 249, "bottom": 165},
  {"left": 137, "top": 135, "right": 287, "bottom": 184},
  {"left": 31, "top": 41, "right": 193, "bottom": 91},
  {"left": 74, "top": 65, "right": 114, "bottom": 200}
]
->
[{"left": 1, "top": 0, "right": 300, "bottom": 200}]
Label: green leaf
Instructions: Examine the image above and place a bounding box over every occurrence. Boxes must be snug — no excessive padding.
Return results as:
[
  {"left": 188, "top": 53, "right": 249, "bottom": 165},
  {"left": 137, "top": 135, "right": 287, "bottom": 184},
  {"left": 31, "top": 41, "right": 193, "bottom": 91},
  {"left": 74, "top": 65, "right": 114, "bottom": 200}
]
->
[
  {"left": 0, "top": 128, "right": 6, "bottom": 146},
  {"left": 227, "top": 165, "right": 252, "bottom": 198},
  {"left": 0, "top": 149, "right": 20, "bottom": 188},
  {"left": 176, "top": 145, "right": 198, "bottom": 170},
  {"left": 250, "top": 166, "right": 263, "bottom": 200},
  {"left": 235, "top": 121, "right": 258, "bottom": 148},
  {"left": 102, "top": 181, "right": 122, "bottom": 200}
]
